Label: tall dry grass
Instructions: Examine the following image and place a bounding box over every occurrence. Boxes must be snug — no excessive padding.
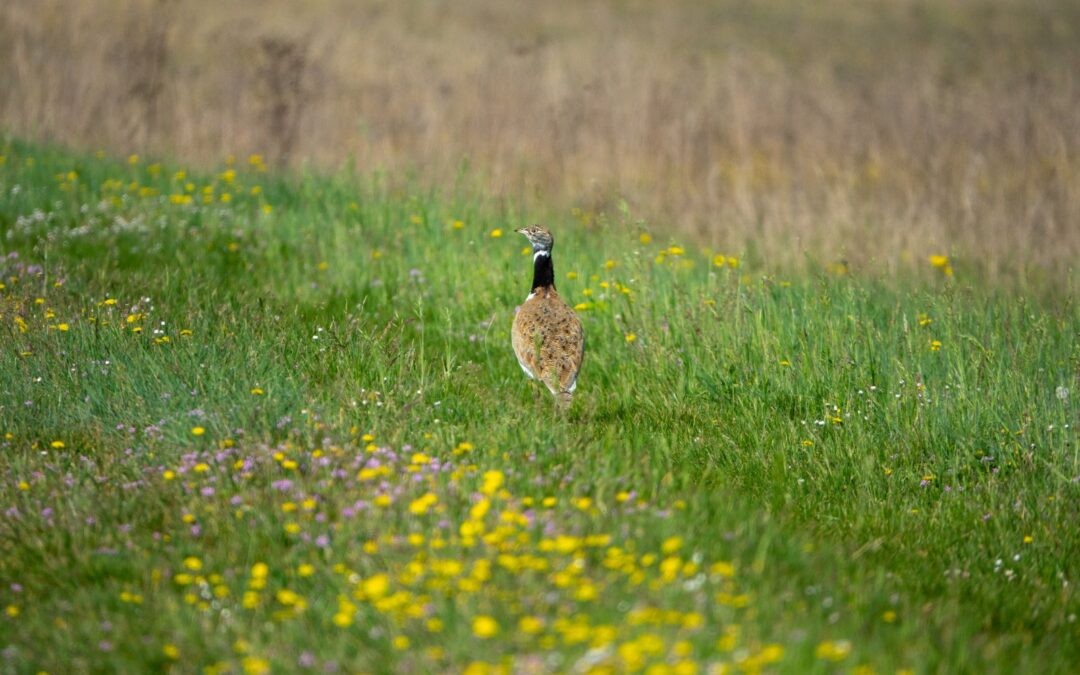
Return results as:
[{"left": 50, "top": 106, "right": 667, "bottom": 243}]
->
[{"left": 2, "top": 0, "right": 1079, "bottom": 274}]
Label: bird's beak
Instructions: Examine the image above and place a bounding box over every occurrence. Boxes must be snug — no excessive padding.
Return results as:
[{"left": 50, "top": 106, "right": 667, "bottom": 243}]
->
[{"left": 514, "top": 227, "right": 526, "bottom": 235}]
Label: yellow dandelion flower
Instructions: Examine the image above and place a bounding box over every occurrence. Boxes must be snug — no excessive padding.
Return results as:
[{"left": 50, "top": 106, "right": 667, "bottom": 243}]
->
[
  {"left": 275, "top": 589, "right": 302, "bottom": 606},
  {"left": 490, "top": 228, "right": 503, "bottom": 238},
  {"left": 472, "top": 615, "right": 499, "bottom": 638},
  {"left": 759, "top": 644, "right": 785, "bottom": 663},
  {"left": 661, "top": 536, "right": 683, "bottom": 554},
  {"left": 50, "top": 440, "right": 65, "bottom": 449},
  {"left": 469, "top": 498, "right": 490, "bottom": 521},
  {"left": 575, "top": 583, "right": 598, "bottom": 601},
  {"left": 625, "top": 333, "right": 637, "bottom": 343},
  {"left": 480, "top": 470, "right": 504, "bottom": 496},
  {"left": 360, "top": 574, "right": 390, "bottom": 599},
  {"left": 332, "top": 612, "right": 353, "bottom": 627},
  {"left": 191, "top": 426, "right": 205, "bottom": 436},
  {"left": 409, "top": 492, "right": 438, "bottom": 515},
  {"left": 815, "top": 640, "right": 852, "bottom": 661},
  {"left": 241, "top": 656, "right": 270, "bottom": 675}
]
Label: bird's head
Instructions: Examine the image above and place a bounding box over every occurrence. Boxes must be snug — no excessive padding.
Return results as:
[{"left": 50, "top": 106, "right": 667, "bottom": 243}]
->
[{"left": 514, "top": 224, "right": 554, "bottom": 253}]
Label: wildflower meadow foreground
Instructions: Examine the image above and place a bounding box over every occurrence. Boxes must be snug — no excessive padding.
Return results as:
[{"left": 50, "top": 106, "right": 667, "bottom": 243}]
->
[{"left": 1, "top": 140, "right": 1078, "bottom": 673}]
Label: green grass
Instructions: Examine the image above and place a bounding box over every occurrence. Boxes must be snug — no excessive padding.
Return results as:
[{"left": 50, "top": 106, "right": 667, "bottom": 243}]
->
[{"left": 0, "top": 138, "right": 1078, "bottom": 674}]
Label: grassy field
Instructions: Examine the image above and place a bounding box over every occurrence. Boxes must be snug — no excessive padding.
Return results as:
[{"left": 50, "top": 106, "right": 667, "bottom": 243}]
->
[
  {"left": 3, "top": 0, "right": 1080, "bottom": 270},
  {"left": 0, "top": 139, "right": 1078, "bottom": 674}
]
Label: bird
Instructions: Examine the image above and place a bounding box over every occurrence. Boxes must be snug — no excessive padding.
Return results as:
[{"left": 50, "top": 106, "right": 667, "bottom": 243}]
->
[{"left": 511, "top": 225, "right": 585, "bottom": 408}]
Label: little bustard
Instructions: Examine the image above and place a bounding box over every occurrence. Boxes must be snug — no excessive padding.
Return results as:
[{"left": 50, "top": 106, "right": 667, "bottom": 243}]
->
[{"left": 511, "top": 225, "right": 585, "bottom": 408}]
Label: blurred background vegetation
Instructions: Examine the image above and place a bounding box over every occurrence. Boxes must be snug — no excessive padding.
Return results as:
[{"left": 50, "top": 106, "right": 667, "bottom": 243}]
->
[{"left": 1, "top": 0, "right": 1078, "bottom": 275}]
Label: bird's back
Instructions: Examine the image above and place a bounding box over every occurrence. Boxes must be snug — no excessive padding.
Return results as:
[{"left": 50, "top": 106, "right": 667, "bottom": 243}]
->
[{"left": 512, "top": 287, "right": 584, "bottom": 397}]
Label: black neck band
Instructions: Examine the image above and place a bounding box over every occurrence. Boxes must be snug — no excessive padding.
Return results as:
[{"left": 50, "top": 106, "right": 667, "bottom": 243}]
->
[{"left": 531, "top": 251, "right": 555, "bottom": 291}]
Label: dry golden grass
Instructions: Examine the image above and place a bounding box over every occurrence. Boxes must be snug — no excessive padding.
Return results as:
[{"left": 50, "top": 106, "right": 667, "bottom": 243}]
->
[{"left": 2, "top": 0, "right": 1078, "bottom": 274}]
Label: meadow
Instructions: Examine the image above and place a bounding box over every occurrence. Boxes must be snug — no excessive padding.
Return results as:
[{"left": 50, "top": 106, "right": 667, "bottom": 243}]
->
[
  {"left": 3, "top": 0, "right": 1080, "bottom": 271},
  {"left": 0, "top": 139, "right": 1077, "bottom": 674}
]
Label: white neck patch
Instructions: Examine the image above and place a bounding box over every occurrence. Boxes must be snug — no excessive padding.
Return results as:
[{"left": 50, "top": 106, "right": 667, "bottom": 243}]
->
[{"left": 533, "top": 249, "right": 551, "bottom": 262}]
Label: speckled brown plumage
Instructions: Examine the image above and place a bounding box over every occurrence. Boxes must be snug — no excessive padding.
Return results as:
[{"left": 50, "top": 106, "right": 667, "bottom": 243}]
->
[{"left": 512, "top": 225, "right": 584, "bottom": 407}]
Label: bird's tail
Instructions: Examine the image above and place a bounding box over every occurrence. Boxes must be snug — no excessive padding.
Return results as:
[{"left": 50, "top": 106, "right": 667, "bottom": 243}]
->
[{"left": 556, "top": 390, "right": 573, "bottom": 409}]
